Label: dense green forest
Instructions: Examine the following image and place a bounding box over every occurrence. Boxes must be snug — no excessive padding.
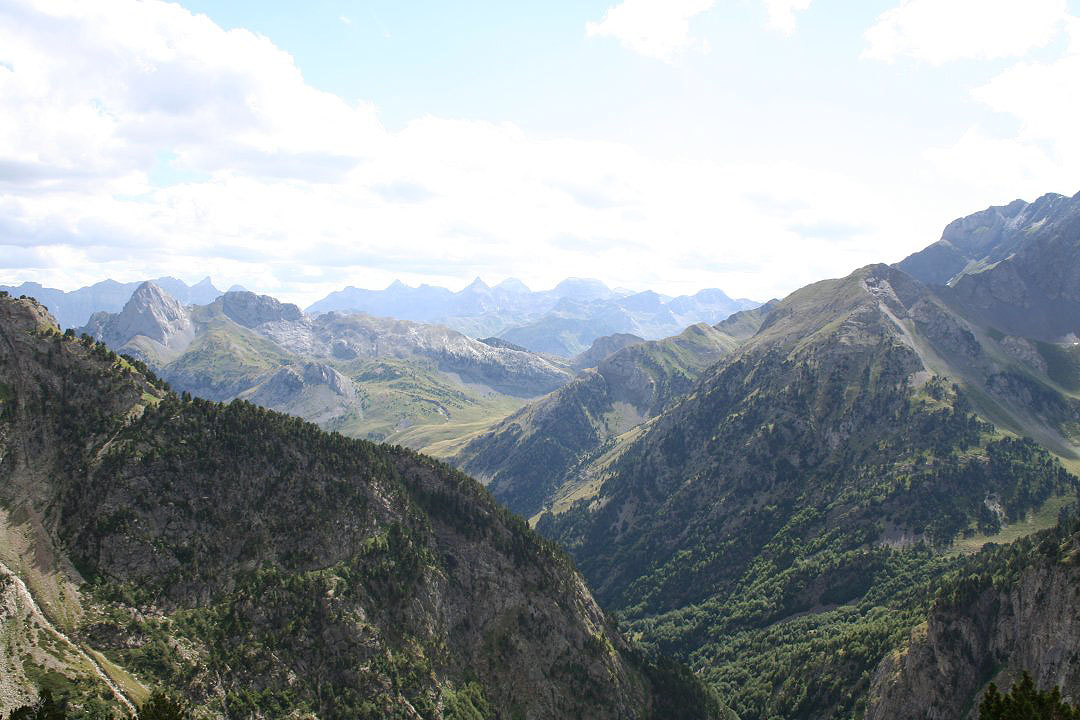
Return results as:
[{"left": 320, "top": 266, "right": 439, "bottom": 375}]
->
[
  {"left": 6, "top": 692, "right": 183, "bottom": 720},
  {"left": 980, "top": 673, "right": 1080, "bottom": 720}
]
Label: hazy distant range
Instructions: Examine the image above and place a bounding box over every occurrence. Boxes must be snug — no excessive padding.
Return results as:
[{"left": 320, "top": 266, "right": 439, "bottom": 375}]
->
[{"left": 1, "top": 275, "right": 759, "bottom": 357}]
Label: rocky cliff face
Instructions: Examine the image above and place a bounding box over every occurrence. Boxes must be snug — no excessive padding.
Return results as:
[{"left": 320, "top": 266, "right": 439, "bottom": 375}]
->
[
  {"left": 946, "top": 195, "right": 1080, "bottom": 342},
  {"left": 867, "top": 521, "right": 1080, "bottom": 720},
  {"left": 896, "top": 191, "right": 1078, "bottom": 287},
  {"left": 219, "top": 289, "right": 304, "bottom": 327},
  {"left": 82, "top": 281, "right": 195, "bottom": 363},
  {"left": 0, "top": 294, "right": 727, "bottom": 719}
]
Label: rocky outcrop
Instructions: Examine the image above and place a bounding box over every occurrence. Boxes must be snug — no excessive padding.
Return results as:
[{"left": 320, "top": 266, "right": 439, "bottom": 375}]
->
[
  {"left": 896, "top": 192, "right": 1076, "bottom": 287},
  {"left": 220, "top": 290, "right": 303, "bottom": 327},
  {"left": 241, "top": 362, "right": 361, "bottom": 425},
  {"left": 867, "top": 526, "right": 1080, "bottom": 720},
  {"left": 82, "top": 281, "right": 194, "bottom": 362}
]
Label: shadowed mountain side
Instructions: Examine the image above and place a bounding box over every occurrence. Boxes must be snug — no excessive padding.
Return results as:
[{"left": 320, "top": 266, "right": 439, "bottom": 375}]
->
[
  {"left": 451, "top": 323, "right": 739, "bottom": 519},
  {"left": 0, "top": 294, "right": 730, "bottom": 720},
  {"left": 896, "top": 190, "right": 1079, "bottom": 290},
  {"left": 867, "top": 515, "right": 1080, "bottom": 720},
  {"left": 572, "top": 332, "right": 646, "bottom": 371},
  {"left": 528, "top": 247, "right": 1080, "bottom": 718}
]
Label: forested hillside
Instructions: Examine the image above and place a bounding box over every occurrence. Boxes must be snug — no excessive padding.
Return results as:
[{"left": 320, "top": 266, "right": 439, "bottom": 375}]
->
[{"left": 0, "top": 293, "right": 726, "bottom": 720}]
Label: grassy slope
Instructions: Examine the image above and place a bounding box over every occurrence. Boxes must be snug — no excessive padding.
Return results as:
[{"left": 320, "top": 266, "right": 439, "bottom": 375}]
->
[{"left": 159, "top": 316, "right": 539, "bottom": 447}]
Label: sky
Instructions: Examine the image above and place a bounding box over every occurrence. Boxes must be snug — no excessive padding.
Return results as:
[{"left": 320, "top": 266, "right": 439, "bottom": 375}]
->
[{"left": 0, "top": 0, "right": 1078, "bottom": 307}]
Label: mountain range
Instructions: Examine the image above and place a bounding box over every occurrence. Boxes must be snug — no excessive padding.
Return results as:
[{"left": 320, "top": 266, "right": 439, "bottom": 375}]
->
[
  {"left": 4, "top": 274, "right": 760, "bottom": 362},
  {"left": 79, "top": 284, "right": 576, "bottom": 444},
  {"left": 454, "top": 191, "right": 1080, "bottom": 718},
  {"left": 0, "top": 276, "right": 226, "bottom": 330},
  {"left": 0, "top": 294, "right": 729, "bottom": 719},
  {"left": 308, "top": 277, "right": 760, "bottom": 357},
  {"left": 3, "top": 190, "right": 1080, "bottom": 718}
]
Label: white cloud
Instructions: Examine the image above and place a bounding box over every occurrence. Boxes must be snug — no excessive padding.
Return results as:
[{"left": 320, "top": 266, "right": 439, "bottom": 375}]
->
[
  {"left": 926, "top": 18, "right": 1080, "bottom": 202},
  {"left": 763, "top": 0, "right": 813, "bottom": 36},
  {"left": 585, "top": 0, "right": 715, "bottom": 62},
  {"left": 0, "top": 0, "right": 932, "bottom": 307},
  {"left": 585, "top": 0, "right": 811, "bottom": 60},
  {"left": 972, "top": 18, "right": 1080, "bottom": 150},
  {"left": 864, "top": 0, "right": 1068, "bottom": 63}
]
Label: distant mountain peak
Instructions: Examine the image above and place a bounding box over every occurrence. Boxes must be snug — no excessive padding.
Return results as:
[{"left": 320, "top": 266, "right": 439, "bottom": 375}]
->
[
  {"left": 221, "top": 290, "right": 303, "bottom": 328},
  {"left": 496, "top": 277, "right": 531, "bottom": 293},
  {"left": 463, "top": 276, "right": 490, "bottom": 292},
  {"left": 551, "top": 277, "right": 612, "bottom": 301},
  {"left": 82, "top": 280, "right": 193, "bottom": 356},
  {"left": 127, "top": 281, "right": 190, "bottom": 319}
]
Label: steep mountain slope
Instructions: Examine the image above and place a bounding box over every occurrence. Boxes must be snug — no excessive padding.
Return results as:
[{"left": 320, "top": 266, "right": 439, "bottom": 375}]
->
[
  {"left": 896, "top": 191, "right": 1078, "bottom": 289},
  {"left": 713, "top": 299, "right": 778, "bottom": 341},
  {"left": 944, "top": 195, "right": 1080, "bottom": 343},
  {"left": 0, "top": 277, "right": 221, "bottom": 329},
  {"left": 530, "top": 248, "right": 1080, "bottom": 718},
  {"left": 81, "top": 286, "right": 575, "bottom": 444},
  {"left": 571, "top": 333, "right": 646, "bottom": 371},
  {"left": 451, "top": 323, "right": 739, "bottom": 520},
  {"left": 867, "top": 511, "right": 1080, "bottom": 719},
  {"left": 0, "top": 294, "right": 727, "bottom": 719}
]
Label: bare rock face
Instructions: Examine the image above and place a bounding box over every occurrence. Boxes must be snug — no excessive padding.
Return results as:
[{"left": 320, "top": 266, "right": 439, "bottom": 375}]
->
[
  {"left": 999, "top": 336, "right": 1049, "bottom": 375},
  {"left": 308, "top": 312, "right": 574, "bottom": 396},
  {"left": 81, "top": 282, "right": 194, "bottom": 363},
  {"left": 220, "top": 290, "right": 303, "bottom": 328},
  {"left": 242, "top": 362, "right": 361, "bottom": 425},
  {"left": 896, "top": 191, "right": 1075, "bottom": 287},
  {"left": 866, "top": 530, "right": 1080, "bottom": 720}
]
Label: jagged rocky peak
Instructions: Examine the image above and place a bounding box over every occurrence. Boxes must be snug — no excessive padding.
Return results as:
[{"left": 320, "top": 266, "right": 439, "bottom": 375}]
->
[
  {"left": 220, "top": 289, "right": 303, "bottom": 328},
  {"left": 462, "top": 276, "right": 490, "bottom": 292},
  {"left": 301, "top": 362, "right": 356, "bottom": 397},
  {"left": 86, "top": 281, "right": 193, "bottom": 348},
  {"left": 896, "top": 191, "right": 1079, "bottom": 287}
]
